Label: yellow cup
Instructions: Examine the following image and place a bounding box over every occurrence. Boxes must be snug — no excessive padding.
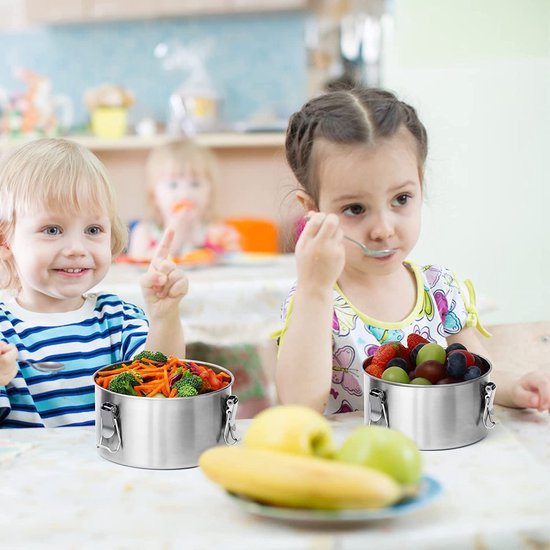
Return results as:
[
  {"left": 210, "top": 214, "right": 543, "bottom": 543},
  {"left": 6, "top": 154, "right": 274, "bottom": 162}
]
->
[{"left": 91, "top": 107, "right": 128, "bottom": 139}]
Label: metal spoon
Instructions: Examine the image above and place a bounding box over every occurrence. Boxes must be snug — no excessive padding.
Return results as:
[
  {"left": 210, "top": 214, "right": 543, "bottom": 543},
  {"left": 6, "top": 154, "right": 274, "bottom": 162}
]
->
[
  {"left": 343, "top": 235, "right": 397, "bottom": 258},
  {"left": 19, "top": 359, "right": 65, "bottom": 373}
]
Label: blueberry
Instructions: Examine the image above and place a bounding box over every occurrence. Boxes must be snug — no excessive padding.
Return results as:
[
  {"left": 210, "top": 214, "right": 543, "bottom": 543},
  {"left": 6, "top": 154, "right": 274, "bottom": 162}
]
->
[
  {"left": 386, "top": 357, "right": 410, "bottom": 372},
  {"left": 446, "top": 352, "right": 467, "bottom": 379},
  {"left": 410, "top": 343, "right": 425, "bottom": 366},
  {"left": 472, "top": 353, "right": 487, "bottom": 373},
  {"left": 463, "top": 366, "right": 482, "bottom": 381},
  {"left": 446, "top": 342, "right": 467, "bottom": 353}
]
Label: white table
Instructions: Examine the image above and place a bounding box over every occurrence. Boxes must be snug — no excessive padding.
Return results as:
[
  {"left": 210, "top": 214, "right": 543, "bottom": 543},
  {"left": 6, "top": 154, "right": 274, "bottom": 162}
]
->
[
  {"left": 94, "top": 254, "right": 297, "bottom": 346},
  {"left": 1, "top": 406, "right": 549, "bottom": 549}
]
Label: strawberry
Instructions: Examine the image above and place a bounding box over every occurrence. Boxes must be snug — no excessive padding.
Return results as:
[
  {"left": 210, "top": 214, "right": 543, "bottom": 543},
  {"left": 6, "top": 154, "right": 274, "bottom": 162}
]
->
[
  {"left": 407, "top": 333, "right": 430, "bottom": 351},
  {"left": 366, "top": 342, "right": 412, "bottom": 378},
  {"left": 364, "top": 358, "right": 385, "bottom": 379},
  {"left": 370, "top": 343, "right": 398, "bottom": 370}
]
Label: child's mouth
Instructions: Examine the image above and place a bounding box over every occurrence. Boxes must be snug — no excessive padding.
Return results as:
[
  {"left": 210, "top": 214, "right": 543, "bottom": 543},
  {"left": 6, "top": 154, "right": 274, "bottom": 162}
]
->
[{"left": 55, "top": 268, "right": 90, "bottom": 275}]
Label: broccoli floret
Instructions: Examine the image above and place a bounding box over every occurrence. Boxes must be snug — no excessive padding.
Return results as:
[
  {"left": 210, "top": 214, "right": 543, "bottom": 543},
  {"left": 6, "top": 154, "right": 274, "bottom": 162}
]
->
[
  {"left": 132, "top": 350, "right": 168, "bottom": 363},
  {"left": 173, "top": 379, "right": 198, "bottom": 397},
  {"left": 108, "top": 371, "right": 143, "bottom": 395},
  {"left": 181, "top": 370, "right": 203, "bottom": 391}
]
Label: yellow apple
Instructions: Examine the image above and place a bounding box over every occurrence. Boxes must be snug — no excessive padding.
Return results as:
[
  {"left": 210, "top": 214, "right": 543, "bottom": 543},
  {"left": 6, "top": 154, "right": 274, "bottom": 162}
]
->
[{"left": 243, "top": 405, "right": 334, "bottom": 458}]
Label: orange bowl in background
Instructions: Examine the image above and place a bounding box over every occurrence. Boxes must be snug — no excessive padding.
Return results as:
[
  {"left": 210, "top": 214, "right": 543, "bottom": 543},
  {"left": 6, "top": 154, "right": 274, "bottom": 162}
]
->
[{"left": 223, "top": 218, "right": 278, "bottom": 253}]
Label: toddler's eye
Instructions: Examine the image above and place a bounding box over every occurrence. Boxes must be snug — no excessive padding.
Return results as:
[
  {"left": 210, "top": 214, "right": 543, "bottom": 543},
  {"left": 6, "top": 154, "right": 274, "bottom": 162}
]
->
[
  {"left": 392, "top": 194, "right": 411, "bottom": 207},
  {"left": 190, "top": 179, "right": 203, "bottom": 189},
  {"left": 86, "top": 225, "right": 103, "bottom": 235},
  {"left": 163, "top": 180, "right": 179, "bottom": 190},
  {"left": 43, "top": 226, "right": 61, "bottom": 236},
  {"left": 343, "top": 204, "right": 365, "bottom": 216}
]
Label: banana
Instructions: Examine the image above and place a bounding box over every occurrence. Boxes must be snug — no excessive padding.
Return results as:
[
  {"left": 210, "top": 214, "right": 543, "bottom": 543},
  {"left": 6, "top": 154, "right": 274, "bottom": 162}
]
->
[{"left": 199, "top": 446, "right": 403, "bottom": 510}]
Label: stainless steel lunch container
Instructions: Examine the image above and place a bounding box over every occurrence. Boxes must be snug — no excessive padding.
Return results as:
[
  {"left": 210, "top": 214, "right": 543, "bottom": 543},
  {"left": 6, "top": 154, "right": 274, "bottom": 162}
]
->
[
  {"left": 94, "top": 361, "right": 239, "bottom": 469},
  {"left": 363, "top": 356, "right": 496, "bottom": 450}
]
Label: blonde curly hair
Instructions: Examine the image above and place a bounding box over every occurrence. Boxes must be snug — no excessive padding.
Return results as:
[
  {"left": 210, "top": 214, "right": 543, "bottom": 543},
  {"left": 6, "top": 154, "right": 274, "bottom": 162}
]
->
[{"left": 0, "top": 138, "right": 127, "bottom": 290}]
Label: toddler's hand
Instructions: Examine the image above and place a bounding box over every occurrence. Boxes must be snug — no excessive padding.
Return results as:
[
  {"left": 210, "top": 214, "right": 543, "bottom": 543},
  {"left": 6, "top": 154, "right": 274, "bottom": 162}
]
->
[
  {"left": 140, "top": 228, "right": 189, "bottom": 319},
  {"left": 0, "top": 341, "right": 18, "bottom": 386},
  {"left": 295, "top": 212, "right": 345, "bottom": 290},
  {"left": 510, "top": 370, "right": 550, "bottom": 412},
  {"left": 168, "top": 203, "right": 201, "bottom": 245}
]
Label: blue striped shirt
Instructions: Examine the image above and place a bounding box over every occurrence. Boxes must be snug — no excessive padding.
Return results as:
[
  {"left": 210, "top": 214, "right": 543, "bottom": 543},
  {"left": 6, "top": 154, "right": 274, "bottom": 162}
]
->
[{"left": 0, "top": 293, "right": 148, "bottom": 428}]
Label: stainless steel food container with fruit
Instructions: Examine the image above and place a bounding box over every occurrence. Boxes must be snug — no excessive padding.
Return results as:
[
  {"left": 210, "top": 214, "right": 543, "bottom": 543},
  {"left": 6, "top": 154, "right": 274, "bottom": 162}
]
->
[
  {"left": 94, "top": 361, "right": 239, "bottom": 469},
  {"left": 363, "top": 356, "right": 496, "bottom": 450}
]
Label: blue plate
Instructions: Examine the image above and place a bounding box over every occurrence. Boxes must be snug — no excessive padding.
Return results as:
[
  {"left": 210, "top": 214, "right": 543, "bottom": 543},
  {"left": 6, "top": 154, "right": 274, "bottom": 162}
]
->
[{"left": 226, "top": 475, "right": 442, "bottom": 523}]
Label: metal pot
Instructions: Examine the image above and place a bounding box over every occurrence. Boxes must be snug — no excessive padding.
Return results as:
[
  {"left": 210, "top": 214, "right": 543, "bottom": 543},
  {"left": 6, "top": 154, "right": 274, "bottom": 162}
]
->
[
  {"left": 95, "top": 361, "right": 239, "bottom": 469},
  {"left": 363, "top": 356, "right": 496, "bottom": 450}
]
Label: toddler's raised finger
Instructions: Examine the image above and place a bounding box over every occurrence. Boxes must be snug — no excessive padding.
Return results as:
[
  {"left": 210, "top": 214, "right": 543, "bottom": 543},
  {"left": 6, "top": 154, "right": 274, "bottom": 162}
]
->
[{"left": 149, "top": 228, "right": 175, "bottom": 270}]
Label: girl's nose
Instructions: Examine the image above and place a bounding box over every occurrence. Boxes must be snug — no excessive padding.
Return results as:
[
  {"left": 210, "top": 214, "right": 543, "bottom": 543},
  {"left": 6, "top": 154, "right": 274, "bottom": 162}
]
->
[{"left": 368, "top": 211, "right": 395, "bottom": 241}]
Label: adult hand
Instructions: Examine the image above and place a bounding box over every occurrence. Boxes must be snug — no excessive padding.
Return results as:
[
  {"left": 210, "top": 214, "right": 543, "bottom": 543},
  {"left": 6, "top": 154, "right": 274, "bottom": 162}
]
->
[
  {"left": 140, "top": 228, "right": 189, "bottom": 319},
  {"left": 0, "top": 341, "right": 18, "bottom": 386}
]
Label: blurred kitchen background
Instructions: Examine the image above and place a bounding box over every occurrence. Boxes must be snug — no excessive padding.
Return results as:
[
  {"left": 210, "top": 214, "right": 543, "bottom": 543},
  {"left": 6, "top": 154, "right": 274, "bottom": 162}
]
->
[{"left": 0, "top": 0, "right": 548, "bottom": 327}]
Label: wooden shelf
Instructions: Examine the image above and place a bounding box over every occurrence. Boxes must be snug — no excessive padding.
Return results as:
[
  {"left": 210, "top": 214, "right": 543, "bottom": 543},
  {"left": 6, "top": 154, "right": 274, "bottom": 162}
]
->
[{"left": 0, "top": 132, "right": 286, "bottom": 152}]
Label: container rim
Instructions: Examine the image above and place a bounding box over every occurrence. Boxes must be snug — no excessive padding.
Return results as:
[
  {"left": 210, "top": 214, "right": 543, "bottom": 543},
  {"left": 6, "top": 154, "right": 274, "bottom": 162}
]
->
[
  {"left": 94, "top": 358, "right": 234, "bottom": 399},
  {"left": 363, "top": 354, "right": 492, "bottom": 388}
]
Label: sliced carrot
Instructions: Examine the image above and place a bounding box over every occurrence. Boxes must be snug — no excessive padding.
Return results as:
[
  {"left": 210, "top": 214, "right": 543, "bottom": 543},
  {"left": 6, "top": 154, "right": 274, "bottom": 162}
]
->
[
  {"left": 96, "top": 366, "right": 129, "bottom": 376},
  {"left": 146, "top": 381, "right": 166, "bottom": 397}
]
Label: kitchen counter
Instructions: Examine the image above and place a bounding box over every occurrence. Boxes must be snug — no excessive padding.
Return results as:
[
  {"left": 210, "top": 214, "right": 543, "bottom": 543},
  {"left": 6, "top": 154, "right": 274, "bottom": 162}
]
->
[{"left": 1, "top": 406, "right": 549, "bottom": 549}]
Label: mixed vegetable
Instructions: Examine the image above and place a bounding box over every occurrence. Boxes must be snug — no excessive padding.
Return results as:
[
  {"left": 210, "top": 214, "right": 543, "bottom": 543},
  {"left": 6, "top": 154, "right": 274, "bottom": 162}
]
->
[{"left": 95, "top": 351, "right": 231, "bottom": 397}]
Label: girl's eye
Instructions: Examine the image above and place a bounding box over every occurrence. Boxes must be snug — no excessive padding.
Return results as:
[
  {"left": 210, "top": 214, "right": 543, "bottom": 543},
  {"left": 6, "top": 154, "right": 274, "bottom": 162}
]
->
[
  {"left": 164, "top": 180, "right": 179, "bottom": 190},
  {"left": 190, "top": 180, "right": 203, "bottom": 189},
  {"left": 343, "top": 204, "right": 365, "bottom": 216},
  {"left": 86, "top": 225, "right": 103, "bottom": 236},
  {"left": 43, "top": 226, "right": 61, "bottom": 236},
  {"left": 392, "top": 194, "right": 411, "bottom": 207}
]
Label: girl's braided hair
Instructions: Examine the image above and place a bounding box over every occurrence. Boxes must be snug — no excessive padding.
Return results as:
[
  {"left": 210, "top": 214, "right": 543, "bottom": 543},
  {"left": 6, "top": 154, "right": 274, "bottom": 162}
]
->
[{"left": 285, "top": 87, "right": 428, "bottom": 204}]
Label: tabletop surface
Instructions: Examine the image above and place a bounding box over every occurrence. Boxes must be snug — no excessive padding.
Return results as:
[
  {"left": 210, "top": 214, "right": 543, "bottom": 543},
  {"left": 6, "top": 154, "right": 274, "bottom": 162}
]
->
[
  {"left": 94, "top": 253, "right": 297, "bottom": 346},
  {"left": 1, "top": 406, "right": 549, "bottom": 549}
]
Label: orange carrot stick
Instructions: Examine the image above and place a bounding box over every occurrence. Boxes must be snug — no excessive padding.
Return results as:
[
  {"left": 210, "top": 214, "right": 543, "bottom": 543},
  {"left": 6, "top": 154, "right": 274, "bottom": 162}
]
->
[
  {"left": 147, "top": 381, "right": 166, "bottom": 397},
  {"left": 96, "top": 366, "right": 129, "bottom": 376}
]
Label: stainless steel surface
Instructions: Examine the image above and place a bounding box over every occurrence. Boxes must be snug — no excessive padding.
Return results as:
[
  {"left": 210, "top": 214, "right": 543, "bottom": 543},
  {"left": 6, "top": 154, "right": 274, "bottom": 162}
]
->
[
  {"left": 19, "top": 359, "right": 65, "bottom": 373},
  {"left": 364, "top": 356, "right": 495, "bottom": 450},
  {"left": 95, "top": 360, "right": 237, "bottom": 469},
  {"left": 343, "top": 235, "right": 397, "bottom": 258}
]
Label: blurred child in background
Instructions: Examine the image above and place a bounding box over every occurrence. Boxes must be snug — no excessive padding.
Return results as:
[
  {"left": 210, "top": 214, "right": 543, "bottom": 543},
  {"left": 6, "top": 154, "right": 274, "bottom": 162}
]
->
[{"left": 128, "top": 139, "right": 240, "bottom": 259}]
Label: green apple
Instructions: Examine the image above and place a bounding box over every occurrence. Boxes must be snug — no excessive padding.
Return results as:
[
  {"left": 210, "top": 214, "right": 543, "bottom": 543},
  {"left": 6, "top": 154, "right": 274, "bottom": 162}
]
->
[
  {"left": 243, "top": 405, "right": 334, "bottom": 458},
  {"left": 335, "top": 425, "right": 422, "bottom": 485}
]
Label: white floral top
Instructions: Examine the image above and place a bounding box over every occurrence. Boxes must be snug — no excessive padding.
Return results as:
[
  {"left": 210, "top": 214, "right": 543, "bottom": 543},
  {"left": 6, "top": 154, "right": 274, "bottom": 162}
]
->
[{"left": 277, "top": 262, "right": 484, "bottom": 415}]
